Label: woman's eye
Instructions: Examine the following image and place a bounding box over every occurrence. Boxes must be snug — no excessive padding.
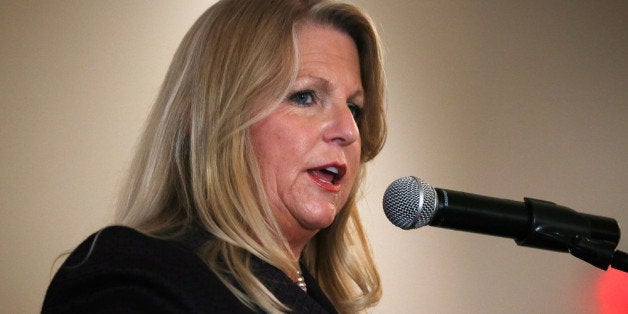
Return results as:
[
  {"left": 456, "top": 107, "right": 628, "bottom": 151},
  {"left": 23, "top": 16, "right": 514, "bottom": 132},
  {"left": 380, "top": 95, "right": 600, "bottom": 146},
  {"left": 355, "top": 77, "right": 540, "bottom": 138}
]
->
[
  {"left": 289, "top": 90, "right": 315, "bottom": 106},
  {"left": 348, "top": 103, "right": 362, "bottom": 120}
]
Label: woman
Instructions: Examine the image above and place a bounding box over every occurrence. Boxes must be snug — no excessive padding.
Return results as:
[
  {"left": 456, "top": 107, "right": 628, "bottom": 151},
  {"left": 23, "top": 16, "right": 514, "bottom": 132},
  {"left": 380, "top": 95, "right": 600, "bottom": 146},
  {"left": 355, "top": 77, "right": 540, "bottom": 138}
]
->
[{"left": 43, "top": 0, "right": 386, "bottom": 312}]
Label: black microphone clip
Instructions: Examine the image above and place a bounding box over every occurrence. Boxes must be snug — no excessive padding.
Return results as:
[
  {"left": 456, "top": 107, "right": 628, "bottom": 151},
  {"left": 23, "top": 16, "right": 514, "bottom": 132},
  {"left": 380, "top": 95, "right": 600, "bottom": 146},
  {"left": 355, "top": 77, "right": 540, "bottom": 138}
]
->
[{"left": 517, "top": 197, "right": 626, "bottom": 271}]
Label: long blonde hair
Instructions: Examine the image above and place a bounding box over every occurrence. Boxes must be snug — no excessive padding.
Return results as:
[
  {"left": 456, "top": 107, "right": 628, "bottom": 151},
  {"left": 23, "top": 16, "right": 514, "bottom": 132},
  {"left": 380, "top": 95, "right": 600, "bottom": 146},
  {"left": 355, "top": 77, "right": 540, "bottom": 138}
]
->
[{"left": 116, "top": 0, "right": 386, "bottom": 312}]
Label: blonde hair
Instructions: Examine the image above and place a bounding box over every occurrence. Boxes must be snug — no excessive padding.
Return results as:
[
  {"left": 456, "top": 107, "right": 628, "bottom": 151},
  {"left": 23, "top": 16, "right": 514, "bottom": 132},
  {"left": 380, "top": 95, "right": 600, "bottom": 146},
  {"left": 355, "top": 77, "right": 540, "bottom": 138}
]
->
[{"left": 116, "top": 0, "right": 386, "bottom": 312}]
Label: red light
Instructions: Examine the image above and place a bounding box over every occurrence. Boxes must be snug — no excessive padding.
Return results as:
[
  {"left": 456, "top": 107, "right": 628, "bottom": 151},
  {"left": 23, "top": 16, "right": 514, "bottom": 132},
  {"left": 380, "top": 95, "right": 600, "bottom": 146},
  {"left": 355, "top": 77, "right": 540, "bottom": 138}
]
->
[{"left": 597, "top": 268, "right": 628, "bottom": 314}]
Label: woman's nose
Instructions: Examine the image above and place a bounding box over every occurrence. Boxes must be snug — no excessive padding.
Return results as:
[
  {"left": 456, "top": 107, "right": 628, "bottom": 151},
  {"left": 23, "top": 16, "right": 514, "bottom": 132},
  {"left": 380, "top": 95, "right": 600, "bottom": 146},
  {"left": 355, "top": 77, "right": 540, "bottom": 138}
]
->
[{"left": 322, "top": 103, "right": 360, "bottom": 146}]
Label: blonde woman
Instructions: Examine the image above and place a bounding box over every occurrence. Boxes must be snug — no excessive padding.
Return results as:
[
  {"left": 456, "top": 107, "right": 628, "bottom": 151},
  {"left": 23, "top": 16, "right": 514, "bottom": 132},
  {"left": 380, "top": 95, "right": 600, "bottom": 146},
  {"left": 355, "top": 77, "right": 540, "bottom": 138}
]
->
[{"left": 44, "top": 0, "right": 386, "bottom": 312}]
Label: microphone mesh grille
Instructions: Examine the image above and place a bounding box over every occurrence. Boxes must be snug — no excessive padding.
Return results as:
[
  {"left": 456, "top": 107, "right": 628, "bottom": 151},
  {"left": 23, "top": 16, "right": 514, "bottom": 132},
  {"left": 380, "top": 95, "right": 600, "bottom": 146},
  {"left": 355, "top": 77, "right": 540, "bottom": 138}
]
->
[{"left": 383, "top": 176, "right": 438, "bottom": 229}]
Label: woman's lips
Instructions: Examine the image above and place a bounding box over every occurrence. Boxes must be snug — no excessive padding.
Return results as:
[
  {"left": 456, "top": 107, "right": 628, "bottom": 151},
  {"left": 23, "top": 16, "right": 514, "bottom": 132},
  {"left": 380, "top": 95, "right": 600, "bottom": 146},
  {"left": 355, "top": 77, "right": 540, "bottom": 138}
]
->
[{"left": 307, "top": 164, "right": 346, "bottom": 192}]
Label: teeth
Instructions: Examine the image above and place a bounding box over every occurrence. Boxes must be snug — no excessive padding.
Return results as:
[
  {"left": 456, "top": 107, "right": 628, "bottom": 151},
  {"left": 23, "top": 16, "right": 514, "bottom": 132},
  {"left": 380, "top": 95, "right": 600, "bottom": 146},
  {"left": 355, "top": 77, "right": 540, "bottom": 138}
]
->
[{"left": 325, "top": 166, "right": 339, "bottom": 174}]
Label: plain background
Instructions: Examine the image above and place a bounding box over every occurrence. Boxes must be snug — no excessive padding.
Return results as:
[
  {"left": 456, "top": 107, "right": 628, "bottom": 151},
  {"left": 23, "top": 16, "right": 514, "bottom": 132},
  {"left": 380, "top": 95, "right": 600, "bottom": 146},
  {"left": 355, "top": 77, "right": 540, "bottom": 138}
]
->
[{"left": 1, "top": 1, "right": 626, "bottom": 313}]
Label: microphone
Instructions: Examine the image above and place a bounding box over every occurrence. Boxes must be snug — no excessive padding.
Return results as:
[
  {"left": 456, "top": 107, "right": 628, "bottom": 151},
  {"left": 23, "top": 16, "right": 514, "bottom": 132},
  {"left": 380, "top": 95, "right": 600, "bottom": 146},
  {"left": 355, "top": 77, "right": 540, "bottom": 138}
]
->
[{"left": 383, "top": 176, "right": 627, "bottom": 271}]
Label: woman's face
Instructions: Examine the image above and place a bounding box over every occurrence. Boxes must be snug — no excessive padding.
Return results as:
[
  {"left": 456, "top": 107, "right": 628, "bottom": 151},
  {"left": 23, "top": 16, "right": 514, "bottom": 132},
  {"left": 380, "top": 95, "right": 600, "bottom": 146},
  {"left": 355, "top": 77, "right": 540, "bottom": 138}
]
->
[{"left": 250, "top": 22, "right": 363, "bottom": 249}]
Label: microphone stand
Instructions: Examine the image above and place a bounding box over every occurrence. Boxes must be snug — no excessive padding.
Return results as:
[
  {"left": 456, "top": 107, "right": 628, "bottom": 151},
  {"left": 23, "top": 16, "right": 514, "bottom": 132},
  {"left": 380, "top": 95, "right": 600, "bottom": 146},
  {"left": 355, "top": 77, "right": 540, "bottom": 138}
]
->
[{"left": 535, "top": 228, "right": 628, "bottom": 272}]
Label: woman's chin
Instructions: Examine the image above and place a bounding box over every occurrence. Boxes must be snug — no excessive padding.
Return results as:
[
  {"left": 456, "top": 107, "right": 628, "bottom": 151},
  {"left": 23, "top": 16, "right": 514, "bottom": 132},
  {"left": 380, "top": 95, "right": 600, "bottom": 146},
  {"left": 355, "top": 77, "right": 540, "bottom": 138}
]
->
[{"left": 296, "top": 205, "right": 340, "bottom": 231}]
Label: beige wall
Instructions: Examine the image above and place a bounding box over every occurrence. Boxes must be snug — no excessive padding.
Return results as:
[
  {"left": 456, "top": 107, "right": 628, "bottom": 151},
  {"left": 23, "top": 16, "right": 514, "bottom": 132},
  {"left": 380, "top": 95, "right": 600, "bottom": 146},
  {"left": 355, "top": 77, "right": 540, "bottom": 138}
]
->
[{"left": 1, "top": 1, "right": 626, "bottom": 313}]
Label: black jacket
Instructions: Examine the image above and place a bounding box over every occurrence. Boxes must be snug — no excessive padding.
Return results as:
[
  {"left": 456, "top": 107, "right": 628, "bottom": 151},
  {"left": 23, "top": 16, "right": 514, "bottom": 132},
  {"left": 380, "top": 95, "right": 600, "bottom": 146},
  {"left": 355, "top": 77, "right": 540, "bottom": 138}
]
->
[{"left": 43, "top": 226, "right": 337, "bottom": 313}]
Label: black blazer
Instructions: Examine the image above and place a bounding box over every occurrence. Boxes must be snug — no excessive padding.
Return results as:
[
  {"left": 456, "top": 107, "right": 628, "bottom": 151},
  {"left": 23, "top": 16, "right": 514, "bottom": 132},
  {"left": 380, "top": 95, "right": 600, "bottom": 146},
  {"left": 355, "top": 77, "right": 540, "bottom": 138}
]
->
[{"left": 43, "top": 226, "right": 337, "bottom": 313}]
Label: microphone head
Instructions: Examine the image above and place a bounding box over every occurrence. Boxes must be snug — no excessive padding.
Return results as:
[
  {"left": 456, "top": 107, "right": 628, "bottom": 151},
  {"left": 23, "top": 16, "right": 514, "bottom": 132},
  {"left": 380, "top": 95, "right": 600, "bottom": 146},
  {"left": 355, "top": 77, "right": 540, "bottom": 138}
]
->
[{"left": 383, "top": 176, "right": 438, "bottom": 229}]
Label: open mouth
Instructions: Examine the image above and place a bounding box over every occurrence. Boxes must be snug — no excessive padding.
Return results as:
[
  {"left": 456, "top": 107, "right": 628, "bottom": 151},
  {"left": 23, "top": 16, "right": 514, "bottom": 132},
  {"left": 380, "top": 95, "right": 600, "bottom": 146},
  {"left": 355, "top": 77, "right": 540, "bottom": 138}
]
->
[{"left": 307, "top": 164, "right": 347, "bottom": 185}]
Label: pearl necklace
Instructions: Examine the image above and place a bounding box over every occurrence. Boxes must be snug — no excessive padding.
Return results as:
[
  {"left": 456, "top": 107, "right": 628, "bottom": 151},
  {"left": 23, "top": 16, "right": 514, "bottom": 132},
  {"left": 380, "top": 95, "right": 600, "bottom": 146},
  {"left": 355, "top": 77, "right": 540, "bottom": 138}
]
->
[{"left": 296, "top": 270, "right": 307, "bottom": 293}]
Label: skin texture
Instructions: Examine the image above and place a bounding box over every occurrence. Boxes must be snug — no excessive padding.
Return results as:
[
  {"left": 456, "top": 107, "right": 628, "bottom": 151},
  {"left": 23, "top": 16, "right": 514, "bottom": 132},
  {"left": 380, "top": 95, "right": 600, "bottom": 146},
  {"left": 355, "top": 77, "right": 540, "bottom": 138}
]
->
[{"left": 250, "top": 22, "right": 363, "bottom": 261}]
